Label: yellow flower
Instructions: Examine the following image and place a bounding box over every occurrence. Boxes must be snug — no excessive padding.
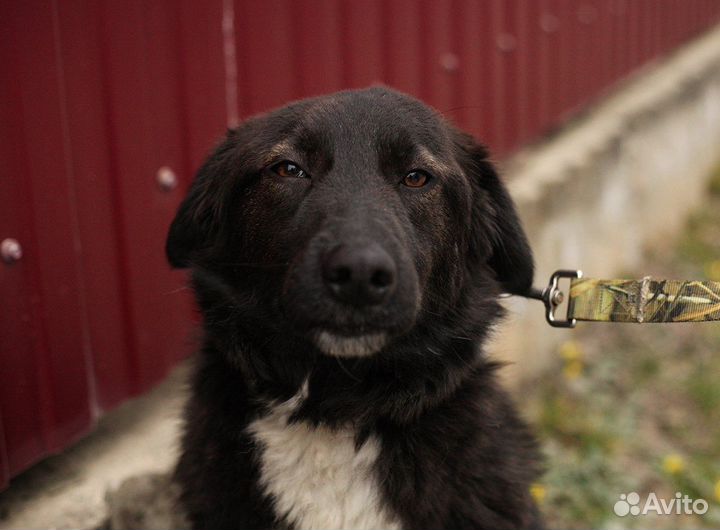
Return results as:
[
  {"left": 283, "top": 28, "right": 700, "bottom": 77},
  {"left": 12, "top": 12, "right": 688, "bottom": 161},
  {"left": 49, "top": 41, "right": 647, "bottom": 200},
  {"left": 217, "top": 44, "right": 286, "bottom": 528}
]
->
[
  {"left": 530, "top": 483, "right": 546, "bottom": 504},
  {"left": 705, "top": 260, "right": 720, "bottom": 281},
  {"left": 662, "top": 453, "right": 685, "bottom": 475},
  {"left": 714, "top": 479, "right": 720, "bottom": 503},
  {"left": 563, "top": 359, "right": 584, "bottom": 380},
  {"left": 559, "top": 341, "right": 583, "bottom": 361}
]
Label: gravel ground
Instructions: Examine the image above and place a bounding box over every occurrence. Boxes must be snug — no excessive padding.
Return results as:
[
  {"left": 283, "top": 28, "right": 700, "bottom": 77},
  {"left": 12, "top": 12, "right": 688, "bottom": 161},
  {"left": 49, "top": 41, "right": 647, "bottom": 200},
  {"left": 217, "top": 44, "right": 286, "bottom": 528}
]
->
[{"left": 0, "top": 364, "right": 187, "bottom": 530}]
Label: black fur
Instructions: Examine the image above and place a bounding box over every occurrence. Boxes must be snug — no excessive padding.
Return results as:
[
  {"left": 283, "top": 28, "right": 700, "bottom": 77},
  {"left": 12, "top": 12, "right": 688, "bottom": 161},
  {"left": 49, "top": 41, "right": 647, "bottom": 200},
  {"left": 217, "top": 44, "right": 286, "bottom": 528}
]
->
[{"left": 168, "top": 87, "right": 543, "bottom": 529}]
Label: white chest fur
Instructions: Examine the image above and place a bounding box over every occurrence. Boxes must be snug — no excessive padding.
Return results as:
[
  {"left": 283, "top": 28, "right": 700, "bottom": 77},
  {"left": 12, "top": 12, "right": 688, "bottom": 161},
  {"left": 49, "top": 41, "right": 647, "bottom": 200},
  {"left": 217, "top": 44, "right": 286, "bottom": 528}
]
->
[{"left": 247, "top": 388, "right": 400, "bottom": 530}]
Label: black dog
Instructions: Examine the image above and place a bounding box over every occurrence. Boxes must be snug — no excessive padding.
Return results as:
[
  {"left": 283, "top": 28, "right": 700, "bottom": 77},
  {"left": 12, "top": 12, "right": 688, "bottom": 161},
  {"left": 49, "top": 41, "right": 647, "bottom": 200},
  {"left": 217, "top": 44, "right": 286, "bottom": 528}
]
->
[{"left": 167, "top": 87, "right": 543, "bottom": 530}]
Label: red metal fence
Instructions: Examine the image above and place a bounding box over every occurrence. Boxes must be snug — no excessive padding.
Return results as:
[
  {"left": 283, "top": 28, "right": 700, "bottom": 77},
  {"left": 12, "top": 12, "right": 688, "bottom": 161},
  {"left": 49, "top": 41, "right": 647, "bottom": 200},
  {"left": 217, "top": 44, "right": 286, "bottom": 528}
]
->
[{"left": 1, "top": 0, "right": 719, "bottom": 489}]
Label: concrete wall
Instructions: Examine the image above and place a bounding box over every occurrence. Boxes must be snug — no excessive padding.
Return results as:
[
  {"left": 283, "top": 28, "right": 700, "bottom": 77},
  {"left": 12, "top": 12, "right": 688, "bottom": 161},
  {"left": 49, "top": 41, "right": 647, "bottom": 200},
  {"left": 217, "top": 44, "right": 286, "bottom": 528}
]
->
[{"left": 493, "top": 23, "right": 720, "bottom": 384}]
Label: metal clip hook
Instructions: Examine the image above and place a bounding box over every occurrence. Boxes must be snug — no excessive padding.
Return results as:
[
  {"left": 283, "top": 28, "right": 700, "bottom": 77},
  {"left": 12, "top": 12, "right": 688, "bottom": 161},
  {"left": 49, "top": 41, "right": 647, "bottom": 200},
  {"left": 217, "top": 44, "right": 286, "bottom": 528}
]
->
[
  {"left": 540, "top": 270, "right": 583, "bottom": 327},
  {"left": 499, "top": 270, "right": 582, "bottom": 328}
]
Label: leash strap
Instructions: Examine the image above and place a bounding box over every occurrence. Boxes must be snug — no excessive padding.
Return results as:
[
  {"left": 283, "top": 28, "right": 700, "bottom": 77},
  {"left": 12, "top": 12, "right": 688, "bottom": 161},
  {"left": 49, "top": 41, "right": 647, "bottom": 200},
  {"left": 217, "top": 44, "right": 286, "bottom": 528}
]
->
[
  {"left": 523, "top": 270, "right": 720, "bottom": 327},
  {"left": 568, "top": 277, "right": 720, "bottom": 323}
]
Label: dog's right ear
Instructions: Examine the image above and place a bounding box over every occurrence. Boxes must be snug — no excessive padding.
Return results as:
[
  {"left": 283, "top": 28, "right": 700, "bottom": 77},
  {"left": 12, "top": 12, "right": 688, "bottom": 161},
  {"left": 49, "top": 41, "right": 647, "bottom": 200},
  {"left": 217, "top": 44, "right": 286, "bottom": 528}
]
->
[
  {"left": 454, "top": 132, "right": 535, "bottom": 296},
  {"left": 166, "top": 131, "right": 239, "bottom": 268}
]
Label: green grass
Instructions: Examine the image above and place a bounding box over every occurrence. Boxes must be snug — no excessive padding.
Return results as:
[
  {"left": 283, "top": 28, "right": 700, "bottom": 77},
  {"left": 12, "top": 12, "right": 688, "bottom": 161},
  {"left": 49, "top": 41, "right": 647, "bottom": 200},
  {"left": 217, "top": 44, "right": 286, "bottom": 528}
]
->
[{"left": 523, "top": 167, "right": 720, "bottom": 529}]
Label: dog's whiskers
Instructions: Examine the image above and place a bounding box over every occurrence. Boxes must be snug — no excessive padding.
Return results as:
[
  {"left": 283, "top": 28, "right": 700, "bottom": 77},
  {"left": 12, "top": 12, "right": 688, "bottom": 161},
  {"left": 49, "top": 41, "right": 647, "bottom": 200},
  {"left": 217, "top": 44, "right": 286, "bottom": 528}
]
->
[
  {"left": 447, "top": 334, "right": 474, "bottom": 342},
  {"left": 334, "top": 356, "right": 363, "bottom": 384},
  {"left": 225, "top": 262, "right": 289, "bottom": 269},
  {"left": 164, "top": 285, "right": 191, "bottom": 295},
  {"left": 427, "top": 347, "right": 443, "bottom": 357}
]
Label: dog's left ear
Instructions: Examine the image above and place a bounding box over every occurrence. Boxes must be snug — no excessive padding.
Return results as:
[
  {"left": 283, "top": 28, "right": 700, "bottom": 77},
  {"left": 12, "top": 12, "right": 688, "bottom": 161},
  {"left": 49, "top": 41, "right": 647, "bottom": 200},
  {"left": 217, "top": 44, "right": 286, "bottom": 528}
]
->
[{"left": 456, "top": 133, "right": 534, "bottom": 295}]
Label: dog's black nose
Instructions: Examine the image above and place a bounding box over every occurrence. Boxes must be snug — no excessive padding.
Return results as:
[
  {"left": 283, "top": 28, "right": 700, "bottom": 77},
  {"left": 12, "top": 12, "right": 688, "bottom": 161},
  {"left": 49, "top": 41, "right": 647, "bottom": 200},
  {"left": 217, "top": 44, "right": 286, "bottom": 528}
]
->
[{"left": 322, "top": 243, "right": 397, "bottom": 306}]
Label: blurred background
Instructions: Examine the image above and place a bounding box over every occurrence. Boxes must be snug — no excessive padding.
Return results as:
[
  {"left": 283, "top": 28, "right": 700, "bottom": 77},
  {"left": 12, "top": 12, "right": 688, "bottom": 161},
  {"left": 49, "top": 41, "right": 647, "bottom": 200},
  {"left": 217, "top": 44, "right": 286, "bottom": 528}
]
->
[{"left": 2, "top": 1, "right": 720, "bottom": 528}]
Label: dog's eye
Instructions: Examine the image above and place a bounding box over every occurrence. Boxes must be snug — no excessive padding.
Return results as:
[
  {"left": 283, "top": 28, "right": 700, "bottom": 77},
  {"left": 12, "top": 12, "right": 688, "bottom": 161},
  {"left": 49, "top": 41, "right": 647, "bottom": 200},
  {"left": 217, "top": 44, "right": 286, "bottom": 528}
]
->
[
  {"left": 272, "top": 161, "right": 309, "bottom": 179},
  {"left": 402, "top": 170, "right": 431, "bottom": 188}
]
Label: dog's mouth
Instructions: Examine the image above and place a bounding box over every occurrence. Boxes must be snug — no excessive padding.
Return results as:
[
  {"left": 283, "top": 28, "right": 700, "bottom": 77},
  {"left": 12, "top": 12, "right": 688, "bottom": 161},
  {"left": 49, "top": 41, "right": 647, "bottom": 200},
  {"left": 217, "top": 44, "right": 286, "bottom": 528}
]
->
[
  {"left": 312, "top": 329, "right": 388, "bottom": 357},
  {"left": 281, "top": 236, "right": 421, "bottom": 357}
]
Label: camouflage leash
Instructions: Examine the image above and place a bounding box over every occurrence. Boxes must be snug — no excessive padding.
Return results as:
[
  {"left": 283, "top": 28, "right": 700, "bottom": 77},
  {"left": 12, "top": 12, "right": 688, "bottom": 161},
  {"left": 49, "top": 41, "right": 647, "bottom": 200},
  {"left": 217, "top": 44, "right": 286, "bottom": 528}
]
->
[{"left": 525, "top": 270, "right": 720, "bottom": 328}]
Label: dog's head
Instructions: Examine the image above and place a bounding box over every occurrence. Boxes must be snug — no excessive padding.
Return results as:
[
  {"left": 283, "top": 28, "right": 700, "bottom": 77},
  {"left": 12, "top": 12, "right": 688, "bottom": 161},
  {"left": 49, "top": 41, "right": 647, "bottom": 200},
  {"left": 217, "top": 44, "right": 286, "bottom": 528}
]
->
[{"left": 167, "top": 87, "right": 533, "bottom": 357}]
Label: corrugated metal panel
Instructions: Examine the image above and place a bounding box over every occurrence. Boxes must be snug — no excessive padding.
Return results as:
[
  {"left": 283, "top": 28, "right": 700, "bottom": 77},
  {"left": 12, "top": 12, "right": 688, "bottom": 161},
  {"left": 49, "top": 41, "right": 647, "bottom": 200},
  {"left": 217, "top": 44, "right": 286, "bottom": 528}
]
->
[
  {"left": 0, "top": 1, "right": 93, "bottom": 483},
  {"left": 226, "top": 0, "right": 720, "bottom": 155},
  {"left": 2, "top": 0, "right": 720, "bottom": 489},
  {"left": 0, "top": 0, "right": 227, "bottom": 488}
]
